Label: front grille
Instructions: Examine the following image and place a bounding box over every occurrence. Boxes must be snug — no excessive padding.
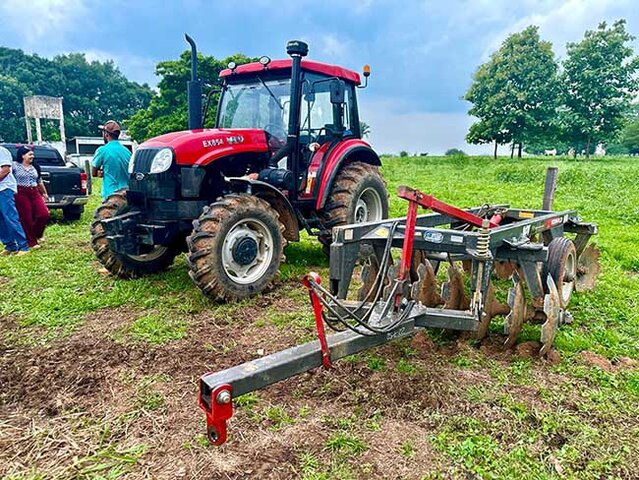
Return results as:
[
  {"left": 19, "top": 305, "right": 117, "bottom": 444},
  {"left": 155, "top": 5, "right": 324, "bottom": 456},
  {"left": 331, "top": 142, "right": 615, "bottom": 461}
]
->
[{"left": 132, "top": 148, "right": 160, "bottom": 173}]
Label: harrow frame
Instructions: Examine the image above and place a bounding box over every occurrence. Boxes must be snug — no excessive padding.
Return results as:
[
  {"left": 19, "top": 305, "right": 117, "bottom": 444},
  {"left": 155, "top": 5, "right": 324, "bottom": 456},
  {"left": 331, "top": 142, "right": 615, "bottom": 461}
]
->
[{"left": 198, "top": 185, "right": 598, "bottom": 446}]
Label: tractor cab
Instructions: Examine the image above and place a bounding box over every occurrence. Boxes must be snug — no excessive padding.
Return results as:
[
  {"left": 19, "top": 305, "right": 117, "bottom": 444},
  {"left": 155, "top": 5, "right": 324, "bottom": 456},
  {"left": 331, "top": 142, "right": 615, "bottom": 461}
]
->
[
  {"left": 216, "top": 52, "right": 365, "bottom": 197},
  {"left": 217, "top": 60, "right": 362, "bottom": 148}
]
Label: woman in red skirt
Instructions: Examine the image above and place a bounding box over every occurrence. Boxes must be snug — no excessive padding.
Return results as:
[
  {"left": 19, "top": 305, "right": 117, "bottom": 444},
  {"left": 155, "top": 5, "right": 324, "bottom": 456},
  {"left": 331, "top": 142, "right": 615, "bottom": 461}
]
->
[{"left": 13, "top": 146, "right": 50, "bottom": 248}]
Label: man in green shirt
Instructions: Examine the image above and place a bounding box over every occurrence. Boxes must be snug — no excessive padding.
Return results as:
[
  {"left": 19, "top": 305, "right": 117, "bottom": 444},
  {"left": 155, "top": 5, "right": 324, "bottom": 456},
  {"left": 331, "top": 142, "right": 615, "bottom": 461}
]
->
[{"left": 91, "top": 120, "right": 131, "bottom": 199}]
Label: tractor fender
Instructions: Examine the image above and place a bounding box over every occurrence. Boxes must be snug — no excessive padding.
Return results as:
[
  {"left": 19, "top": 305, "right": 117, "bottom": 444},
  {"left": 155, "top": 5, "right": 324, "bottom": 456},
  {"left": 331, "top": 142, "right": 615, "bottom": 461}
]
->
[
  {"left": 314, "top": 139, "right": 381, "bottom": 210},
  {"left": 226, "top": 177, "right": 300, "bottom": 242}
]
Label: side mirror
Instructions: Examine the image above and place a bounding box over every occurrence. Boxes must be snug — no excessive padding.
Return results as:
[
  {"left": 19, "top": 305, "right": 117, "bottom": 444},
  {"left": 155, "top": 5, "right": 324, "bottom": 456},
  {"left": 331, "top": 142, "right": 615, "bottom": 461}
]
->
[{"left": 330, "top": 79, "right": 345, "bottom": 105}]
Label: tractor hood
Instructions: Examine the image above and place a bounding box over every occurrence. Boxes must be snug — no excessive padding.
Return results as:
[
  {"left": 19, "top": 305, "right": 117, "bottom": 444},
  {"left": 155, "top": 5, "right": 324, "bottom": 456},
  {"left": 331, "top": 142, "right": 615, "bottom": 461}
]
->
[{"left": 141, "top": 128, "right": 269, "bottom": 166}]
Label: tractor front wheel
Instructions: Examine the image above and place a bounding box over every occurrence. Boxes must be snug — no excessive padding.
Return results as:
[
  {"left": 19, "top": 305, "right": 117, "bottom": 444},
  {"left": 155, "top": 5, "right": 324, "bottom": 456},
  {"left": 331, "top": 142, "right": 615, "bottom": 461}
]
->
[
  {"left": 319, "top": 161, "right": 388, "bottom": 255},
  {"left": 187, "top": 194, "right": 286, "bottom": 302},
  {"left": 90, "top": 191, "right": 179, "bottom": 277}
]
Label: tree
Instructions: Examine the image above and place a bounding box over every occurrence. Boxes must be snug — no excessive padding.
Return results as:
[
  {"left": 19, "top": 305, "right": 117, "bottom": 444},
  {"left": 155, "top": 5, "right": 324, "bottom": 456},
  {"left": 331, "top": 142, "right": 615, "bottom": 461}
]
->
[
  {"left": 618, "top": 118, "right": 639, "bottom": 154},
  {"left": 559, "top": 20, "right": 639, "bottom": 159},
  {"left": 55, "top": 53, "right": 152, "bottom": 137},
  {"left": 465, "top": 26, "right": 560, "bottom": 158},
  {"left": 445, "top": 148, "right": 467, "bottom": 156},
  {"left": 466, "top": 118, "right": 511, "bottom": 159},
  {"left": 0, "top": 75, "right": 30, "bottom": 141},
  {"left": 0, "top": 47, "right": 152, "bottom": 141},
  {"left": 127, "top": 52, "right": 254, "bottom": 142}
]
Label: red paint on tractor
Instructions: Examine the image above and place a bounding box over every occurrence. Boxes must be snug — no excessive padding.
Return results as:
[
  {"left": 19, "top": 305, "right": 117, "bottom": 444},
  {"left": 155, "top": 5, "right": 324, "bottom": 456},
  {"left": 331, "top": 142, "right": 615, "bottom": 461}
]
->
[
  {"left": 299, "top": 142, "right": 331, "bottom": 199},
  {"left": 141, "top": 128, "right": 269, "bottom": 167},
  {"left": 314, "top": 138, "right": 374, "bottom": 208},
  {"left": 220, "top": 59, "right": 361, "bottom": 85}
]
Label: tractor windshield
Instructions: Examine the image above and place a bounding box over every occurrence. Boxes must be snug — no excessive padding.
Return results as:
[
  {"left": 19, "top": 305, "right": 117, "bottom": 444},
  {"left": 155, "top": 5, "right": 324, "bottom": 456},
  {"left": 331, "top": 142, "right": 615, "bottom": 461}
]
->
[{"left": 218, "top": 77, "right": 291, "bottom": 141}]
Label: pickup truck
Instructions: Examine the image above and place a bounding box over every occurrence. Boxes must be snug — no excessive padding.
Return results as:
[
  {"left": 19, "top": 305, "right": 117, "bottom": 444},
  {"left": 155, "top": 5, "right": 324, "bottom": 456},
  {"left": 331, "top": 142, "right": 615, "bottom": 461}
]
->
[{"left": 1, "top": 143, "right": 90, "bottom": 221}]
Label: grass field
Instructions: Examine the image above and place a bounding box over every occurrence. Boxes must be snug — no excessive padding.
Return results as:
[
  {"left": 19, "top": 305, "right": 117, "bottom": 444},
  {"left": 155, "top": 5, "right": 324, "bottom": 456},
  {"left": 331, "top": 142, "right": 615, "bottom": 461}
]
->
[{"left": 1, "top": 155, "right": 638, "bottom": 479}]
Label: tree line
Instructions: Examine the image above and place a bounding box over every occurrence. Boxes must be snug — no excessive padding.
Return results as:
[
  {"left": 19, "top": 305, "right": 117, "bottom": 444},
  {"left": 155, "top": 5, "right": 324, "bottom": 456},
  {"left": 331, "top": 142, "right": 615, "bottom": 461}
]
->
[
  {"left": 0, "top": 47, "right": 153, "bottom": 142},
  {"left": 465, "top": 20, "right": 639, "bottom": 158},
  {"left": 1, "top": 21, "right": 637, "bottom": 158}
]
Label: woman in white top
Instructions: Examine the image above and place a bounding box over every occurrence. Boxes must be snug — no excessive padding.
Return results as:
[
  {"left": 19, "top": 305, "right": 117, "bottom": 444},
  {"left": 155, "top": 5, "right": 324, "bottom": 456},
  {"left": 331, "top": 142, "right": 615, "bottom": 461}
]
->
[{"left": 13, "top": 146, "right": 50, "bottom": 248}]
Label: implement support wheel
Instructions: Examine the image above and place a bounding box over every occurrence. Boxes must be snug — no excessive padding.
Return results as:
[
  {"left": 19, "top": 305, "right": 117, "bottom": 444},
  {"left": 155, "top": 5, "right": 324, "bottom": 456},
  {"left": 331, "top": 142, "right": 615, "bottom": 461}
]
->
[{"left": 543, "top": 237, "right": 577, "bottom": 308}]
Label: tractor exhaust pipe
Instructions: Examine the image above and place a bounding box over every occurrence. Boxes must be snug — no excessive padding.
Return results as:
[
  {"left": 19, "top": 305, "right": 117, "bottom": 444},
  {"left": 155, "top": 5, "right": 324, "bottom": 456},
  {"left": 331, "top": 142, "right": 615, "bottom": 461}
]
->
[
  {"left": 185, "top": 34, "right": 203, "bottom": 130},
  {"left": 285, "top": 40, "right": 308, "bottom": 140},
  {"left": 267, "top": 40, "right": 309, "bottom": 187}
]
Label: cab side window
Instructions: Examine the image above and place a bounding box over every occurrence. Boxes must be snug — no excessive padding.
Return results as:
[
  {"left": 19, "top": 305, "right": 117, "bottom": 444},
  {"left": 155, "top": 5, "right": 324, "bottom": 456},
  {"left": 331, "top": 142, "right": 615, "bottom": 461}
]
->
[{"left": 301, "top": 74, "right": 352, "bottom": 143}]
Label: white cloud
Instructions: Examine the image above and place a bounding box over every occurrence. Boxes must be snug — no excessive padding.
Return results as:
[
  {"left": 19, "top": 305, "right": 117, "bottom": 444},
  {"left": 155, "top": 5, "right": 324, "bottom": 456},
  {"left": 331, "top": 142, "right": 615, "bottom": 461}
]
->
[
  {"left": 481, "top": 0, "right": 636, "bottom": 60},
  {"left": 361, "top": 98, "right": 493, "bottom": 156},
  {"left": 83, "top": 50, "right": 114, "bottom": 64},
  {"left": 0, "top": 0, "right": 89, "bottom": 44},
  {"left": 315, "top": 34, "right": 352, "bottom": 63},
  {"left": 354, "top": 0, "right": 374, "bottom": 14},
  {"left": 81, "top": 49, "right": 158, "bottom": 86}
]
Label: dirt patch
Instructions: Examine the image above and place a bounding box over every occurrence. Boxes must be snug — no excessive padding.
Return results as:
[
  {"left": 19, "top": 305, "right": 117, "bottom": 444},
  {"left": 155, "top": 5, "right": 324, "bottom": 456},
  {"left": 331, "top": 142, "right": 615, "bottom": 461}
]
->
[
  {"left": 615, "top": 356, "right": 638, "bottom": 370},
  {"left": 515, "top": 341, "right": 542, "bottom": 358},
  {"left": 578, "top": 351, "right": 613, "bottom": 371},
  {"left": 2, "top": 290, "right": 639, "bottom": 479},
  {"left": 410, "top": 331, "right": 437, "bottom": 356},
  {"left": 545, "top": 349, "right": 562, "bottom": 365}
]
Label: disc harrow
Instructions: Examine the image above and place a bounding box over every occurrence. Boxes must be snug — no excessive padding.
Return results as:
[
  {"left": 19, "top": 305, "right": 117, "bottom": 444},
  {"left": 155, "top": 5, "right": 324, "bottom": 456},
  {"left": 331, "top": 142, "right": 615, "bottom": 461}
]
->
[{"left": 198, "top": 181, "right": 600, "bottom": 446}]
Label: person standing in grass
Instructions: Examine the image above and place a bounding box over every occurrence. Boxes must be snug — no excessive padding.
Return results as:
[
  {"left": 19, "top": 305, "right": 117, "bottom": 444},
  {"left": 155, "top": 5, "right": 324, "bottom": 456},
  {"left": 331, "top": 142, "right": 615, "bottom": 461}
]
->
[
  {"left": 91, "top": 120, "right": 131, "bottom": 199},
  {"left": 0, "top": 146, "right": 29, "bottom": 255},
  {"left": 13, "top": 146, "right": 50, "bottom": 249}
]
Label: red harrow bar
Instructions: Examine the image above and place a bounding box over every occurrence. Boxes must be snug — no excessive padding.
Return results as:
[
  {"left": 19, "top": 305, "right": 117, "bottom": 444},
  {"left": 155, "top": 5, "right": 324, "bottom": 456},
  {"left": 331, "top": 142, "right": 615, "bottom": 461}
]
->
[{"left": 198, "top": 184, "right": 599, "bottom": 446}]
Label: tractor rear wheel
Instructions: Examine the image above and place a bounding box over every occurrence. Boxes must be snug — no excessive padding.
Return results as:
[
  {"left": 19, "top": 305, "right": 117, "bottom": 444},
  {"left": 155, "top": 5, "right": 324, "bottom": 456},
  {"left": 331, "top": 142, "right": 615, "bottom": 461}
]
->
[
  {"left": 90, "top": 191, "right": 179, "bottom": 277},
  {"left": 187, "top": 194, "right": 286, "bottom": 302},
  {"left": 319, "top": 161, "right": 388, "bottom": 255}
]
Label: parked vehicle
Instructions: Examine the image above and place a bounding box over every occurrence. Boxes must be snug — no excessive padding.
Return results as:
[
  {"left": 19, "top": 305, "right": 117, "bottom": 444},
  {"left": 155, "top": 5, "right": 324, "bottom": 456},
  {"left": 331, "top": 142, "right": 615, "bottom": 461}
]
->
[
  {"left": 1, "top": 143, "right": 90, "bottom": 221},
  {"left": 91, "top": 37, "right": 388, "bottom": 301}
]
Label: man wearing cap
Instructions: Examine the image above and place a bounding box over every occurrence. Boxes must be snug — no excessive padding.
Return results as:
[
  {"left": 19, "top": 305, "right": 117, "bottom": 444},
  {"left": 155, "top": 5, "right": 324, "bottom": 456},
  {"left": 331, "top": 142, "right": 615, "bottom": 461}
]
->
[
  {"left": 0, "top": 145, "right": 29, "bottom": 255},
  {"left": 91, "top": 120, "right": 131, "bottom": 199}
]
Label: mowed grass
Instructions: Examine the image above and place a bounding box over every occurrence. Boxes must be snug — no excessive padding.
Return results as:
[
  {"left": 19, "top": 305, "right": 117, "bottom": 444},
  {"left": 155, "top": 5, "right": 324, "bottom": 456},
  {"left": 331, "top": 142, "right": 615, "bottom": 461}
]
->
[{"left": 1, "top": 155, "right": 639, "bottom": 479}]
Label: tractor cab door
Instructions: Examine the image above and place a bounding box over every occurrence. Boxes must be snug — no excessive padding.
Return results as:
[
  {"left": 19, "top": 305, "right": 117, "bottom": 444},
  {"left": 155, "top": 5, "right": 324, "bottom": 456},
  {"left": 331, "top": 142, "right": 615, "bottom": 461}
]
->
[
  {"left": 300, "top": 73, "right": 357, "bottom": 147},
  {"left": 297, "top": 74, "right": 358, "bottom": 184}
]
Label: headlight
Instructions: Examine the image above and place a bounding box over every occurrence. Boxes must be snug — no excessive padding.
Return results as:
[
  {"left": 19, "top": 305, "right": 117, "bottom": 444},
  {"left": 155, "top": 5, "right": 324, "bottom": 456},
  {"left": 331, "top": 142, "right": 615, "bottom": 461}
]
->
[
  {"left": 128, "top": 150, "right": 137, "bottom": 173},
  {"left": 149, "top": 148, "right": 173, "bottom": 174}
]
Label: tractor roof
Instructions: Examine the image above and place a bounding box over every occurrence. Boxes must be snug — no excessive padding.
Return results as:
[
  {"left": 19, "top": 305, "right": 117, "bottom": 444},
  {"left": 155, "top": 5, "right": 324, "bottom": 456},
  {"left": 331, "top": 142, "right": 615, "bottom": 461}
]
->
[{"left": 219, "top": 59, "right": 361, "bottom": 85}]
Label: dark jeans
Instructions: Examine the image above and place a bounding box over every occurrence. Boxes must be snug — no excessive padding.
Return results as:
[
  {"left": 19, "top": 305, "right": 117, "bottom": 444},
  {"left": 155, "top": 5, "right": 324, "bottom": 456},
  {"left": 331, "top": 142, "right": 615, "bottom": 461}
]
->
[
  {"left": 15, "top": 186, "right": 50, "bottom": 247},
  {"left": 0, "top": 188, "right": 28, "bottom": 252}
]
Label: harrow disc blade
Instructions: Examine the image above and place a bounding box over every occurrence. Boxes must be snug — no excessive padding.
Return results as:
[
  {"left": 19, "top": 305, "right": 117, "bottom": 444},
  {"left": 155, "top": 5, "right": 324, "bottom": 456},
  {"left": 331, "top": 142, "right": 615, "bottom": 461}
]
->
[
  {"left": 357, "top": 255, "right": 381, "bottom": 301},
  {"left": 411, "top": 260, "right": 443, "bottom": 307},
  {"left": 540, "top": 274, "right": 562, "bottom": 357},
  {"left": 494, "top": 260, "right": 516, "bottom": 280},
  {"left": 476, "top": 282, "right": 510, "bottom": 340},
  {"left": 382, "top": 261, "right": 400, "bottom": 300},
  {"left": 442, "top": 263, "right": 470, "bottom": 311},
  {"left": 504, "top": 271, "right": 526, "bottom": 348},
  {"left": 575, "top": 244, "right": 601, "bottom": 293}
]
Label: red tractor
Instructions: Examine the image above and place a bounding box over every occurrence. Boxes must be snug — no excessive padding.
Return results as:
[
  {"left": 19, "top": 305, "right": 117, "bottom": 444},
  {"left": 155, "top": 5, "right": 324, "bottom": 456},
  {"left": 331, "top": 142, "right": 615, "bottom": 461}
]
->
[{"left": 91, "top": 37, "right": 388, "bottom": 301}]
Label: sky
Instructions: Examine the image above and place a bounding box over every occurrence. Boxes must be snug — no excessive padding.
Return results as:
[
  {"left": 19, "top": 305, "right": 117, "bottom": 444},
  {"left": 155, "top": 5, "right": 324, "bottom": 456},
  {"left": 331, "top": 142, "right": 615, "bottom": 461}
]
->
[{"left": 1, "top": 0, "right": 638, "bottom": 155}]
